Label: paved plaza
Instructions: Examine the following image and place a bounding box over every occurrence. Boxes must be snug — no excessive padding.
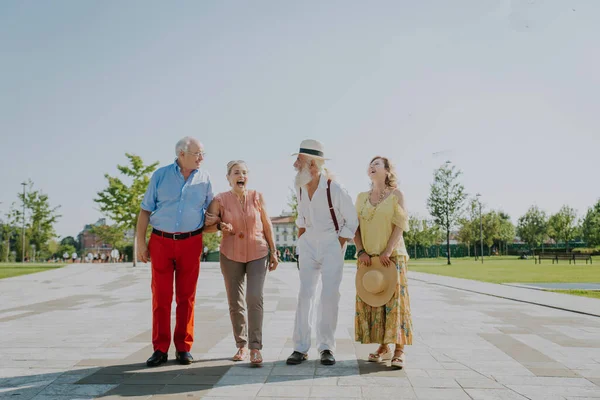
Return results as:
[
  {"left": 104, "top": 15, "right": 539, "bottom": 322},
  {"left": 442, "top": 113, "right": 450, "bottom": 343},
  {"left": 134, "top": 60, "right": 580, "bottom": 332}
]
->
[{"left": 1, "top": 261, "right": 600, "bottom": 400}]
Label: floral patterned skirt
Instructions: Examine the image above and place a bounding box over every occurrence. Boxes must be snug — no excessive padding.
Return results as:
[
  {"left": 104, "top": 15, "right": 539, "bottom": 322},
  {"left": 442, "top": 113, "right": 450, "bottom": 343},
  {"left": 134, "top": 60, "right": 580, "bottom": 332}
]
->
[{"left": 355, "top": 256, "right": 413, "bottom": 345}]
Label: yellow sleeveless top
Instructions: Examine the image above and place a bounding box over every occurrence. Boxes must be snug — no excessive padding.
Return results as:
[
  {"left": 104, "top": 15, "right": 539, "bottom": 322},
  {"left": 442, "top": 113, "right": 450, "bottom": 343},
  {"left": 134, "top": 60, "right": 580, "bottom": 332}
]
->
[{"left": 356, "top": 191, "right": 409, "bottom": 258}]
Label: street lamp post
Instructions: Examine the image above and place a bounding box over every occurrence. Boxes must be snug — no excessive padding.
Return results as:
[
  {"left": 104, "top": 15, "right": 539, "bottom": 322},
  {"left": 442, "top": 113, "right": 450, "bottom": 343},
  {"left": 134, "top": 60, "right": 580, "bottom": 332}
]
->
[
  {"left": 21, "top": 182, "right": 26, "bottom": 263},
  {"left": 476, "top": 193, "right": 483, "bottom": 264}
]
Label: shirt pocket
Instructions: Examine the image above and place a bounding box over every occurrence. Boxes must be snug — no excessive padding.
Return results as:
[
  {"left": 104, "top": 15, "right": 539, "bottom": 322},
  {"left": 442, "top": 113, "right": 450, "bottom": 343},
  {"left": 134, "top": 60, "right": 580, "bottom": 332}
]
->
[{"left": 186, "top": 183, "right": 208, "bottom": 210}]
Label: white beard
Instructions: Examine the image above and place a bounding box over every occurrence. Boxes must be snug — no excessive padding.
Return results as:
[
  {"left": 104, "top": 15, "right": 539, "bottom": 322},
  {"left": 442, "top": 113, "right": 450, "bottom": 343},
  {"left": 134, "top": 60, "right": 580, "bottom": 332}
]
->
[{"left": 295, "top": 166, "right": 312, "bottom": 188}]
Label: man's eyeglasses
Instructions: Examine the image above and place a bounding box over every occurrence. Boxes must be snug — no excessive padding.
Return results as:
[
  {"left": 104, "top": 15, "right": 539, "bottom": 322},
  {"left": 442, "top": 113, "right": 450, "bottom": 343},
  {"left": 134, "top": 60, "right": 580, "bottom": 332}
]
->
[{"left": 184, "top": 150, "right": 206, "bottom": 158}]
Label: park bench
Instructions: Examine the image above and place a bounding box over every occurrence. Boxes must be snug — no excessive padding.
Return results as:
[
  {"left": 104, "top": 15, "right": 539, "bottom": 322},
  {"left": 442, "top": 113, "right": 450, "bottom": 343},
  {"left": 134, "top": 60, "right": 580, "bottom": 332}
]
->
[
  {"left": 572, "top": 253, "right": 593, "bottom": 264},
  {"left": 535, "top": 253, "right": 593, "bottom": 264}
]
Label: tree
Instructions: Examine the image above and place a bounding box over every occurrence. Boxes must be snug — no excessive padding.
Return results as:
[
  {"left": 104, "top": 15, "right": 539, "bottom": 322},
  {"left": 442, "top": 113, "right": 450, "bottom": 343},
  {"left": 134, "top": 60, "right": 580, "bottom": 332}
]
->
[
  {"left": 203, "top": 232, "right": 222, "bottom": 252},
  {"left": 517, "top": 206, "right": 548, "bottom": 253},
  {"left": 57, "top": 244, "right": 76, "bottom": 259},
  {"left": 582, "top": 199, "right": 600, "bottom": 247},
  {"left": 89, "top": 224, "right": 126, "bottom": 250},
  {"left": 548, "top": 205, "right": 579, "bottom": 252},
  {"left": 427, "top": 162, "right": 467, "bottom": 265},
  {"left": 0, "top": 219, "right": 15, "bottom": 263},
  {"left": 482, "top": 211, "right": 501, "bottom": 255},
  {"left": 403, "top": 215, "right": 421, "bottom": 258},
  {"left": 47, "top": 239, "right": 59, "bottom": 257},
  {"left": 498, "top": 212, "right": 515, "bottom": 255},
  {"left": 9, "top": 180, "right": 61, "bottom": 261},
  {"left": 457, "top": 198, "right": 480, "bottom": 258},
  {"left": 60, "top": 236, "right": 79, "bottom": 250},
  {"left": 94, "top": 154, "right": 159, "bottom": 267},
  {"left": 288, "top": 188, "right": 298, "bottom": 220}
]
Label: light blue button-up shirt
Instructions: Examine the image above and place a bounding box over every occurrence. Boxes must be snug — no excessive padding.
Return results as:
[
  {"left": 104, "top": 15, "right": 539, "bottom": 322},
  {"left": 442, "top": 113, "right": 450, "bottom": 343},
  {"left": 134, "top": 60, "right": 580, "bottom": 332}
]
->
[{"left": 141, "top": 161, "right": 214, "bottom": 233}]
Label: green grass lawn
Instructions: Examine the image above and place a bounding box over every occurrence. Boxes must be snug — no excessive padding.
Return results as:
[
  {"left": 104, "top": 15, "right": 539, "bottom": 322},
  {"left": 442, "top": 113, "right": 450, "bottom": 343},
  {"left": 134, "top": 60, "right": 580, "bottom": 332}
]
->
[
  {"left": 0, "top": 263, "right": 65, "bottom": 279},
  {"left": 549, "top": 290, "right": 600, "bottom": 299},
  {"left": 408, "top": 257, "right": 600, "bottom": 284}
]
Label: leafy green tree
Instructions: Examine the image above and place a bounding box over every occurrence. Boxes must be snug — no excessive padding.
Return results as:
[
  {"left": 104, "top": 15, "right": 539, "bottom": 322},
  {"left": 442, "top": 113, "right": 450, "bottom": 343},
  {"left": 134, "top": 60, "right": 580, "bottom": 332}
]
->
[
  {"left": 89, "top": 224, "right": 126, "bottom": 250},
  {"left": 582, "top": 199, "right": 600, "bottom": 247},
  {"left": 427, "top": 162, "right": 467, "bottom": 265},
  {"left": 203, "top": 232, "right": 222, "bottom": 252},
  {"left": 8, "top": 180, "right": 61, "bottom": 261},
  {"left": 94, "top": 154, "right": 159, "bottom": 266},
  {"left": 548, "top": 205, "right": 579, "bottom": 252},
  {"left": 517, "top": 206, "right": 548, "bottom": 253}
]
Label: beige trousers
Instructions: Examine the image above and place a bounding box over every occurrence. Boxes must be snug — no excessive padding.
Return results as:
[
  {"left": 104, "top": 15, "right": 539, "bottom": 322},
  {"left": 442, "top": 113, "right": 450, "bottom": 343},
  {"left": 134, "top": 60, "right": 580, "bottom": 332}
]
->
[{"left": 220, "top": 253, "right": 269, "bottom": 350}]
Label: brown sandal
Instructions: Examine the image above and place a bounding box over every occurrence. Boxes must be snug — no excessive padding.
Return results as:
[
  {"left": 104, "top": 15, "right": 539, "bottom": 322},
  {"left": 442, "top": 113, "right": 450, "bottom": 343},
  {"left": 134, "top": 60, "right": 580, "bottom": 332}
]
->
[
  {"left": 232, "top": 347, "right": 248, "bottom": 361},
  {"left": 250, "top": 349, "right": 263, "bottom": 365}
]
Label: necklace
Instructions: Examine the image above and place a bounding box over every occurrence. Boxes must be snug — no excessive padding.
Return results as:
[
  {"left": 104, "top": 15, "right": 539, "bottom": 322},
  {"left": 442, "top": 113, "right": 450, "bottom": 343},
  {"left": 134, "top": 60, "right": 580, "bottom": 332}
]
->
[
  {"left": 360, "top": 186, "right": 390, "bottom": 222},
  {"left": 231, "top": 190, "right": 246, "bottom": 208},
  {"left": 369, "top": 187, "right": 389, "bottom": 206}
]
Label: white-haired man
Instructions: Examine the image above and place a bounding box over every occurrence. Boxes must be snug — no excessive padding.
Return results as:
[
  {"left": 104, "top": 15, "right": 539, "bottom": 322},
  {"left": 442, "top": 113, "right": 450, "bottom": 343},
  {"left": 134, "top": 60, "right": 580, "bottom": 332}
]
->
[
  {"left": 136, "top": 136, "right": 217, "bottom": 367},
  {"left": 287, "top": 139, "right": 358, "bottom": 366}
]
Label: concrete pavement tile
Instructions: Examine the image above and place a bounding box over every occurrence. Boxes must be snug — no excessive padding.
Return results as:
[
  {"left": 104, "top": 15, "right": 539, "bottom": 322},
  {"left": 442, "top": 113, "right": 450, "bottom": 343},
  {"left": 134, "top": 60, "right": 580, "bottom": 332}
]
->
[
  {"left": 314, "top": 367, "right": 358, "bottom": 377},
  {"left": 309, "top": 386, "right": 361, "bottom": 398},
  {"left": 35, "top": 383, "right": 117, "bottom": 396},
  {"left": 75, "top": 374, "right": 128, "bottom": 384},
  {"left": 408, "top": 377, "right": 462, "bottom": 388},
  {"left": 456, "top": 378, "right": 505, "bottom": 389},
  {"left": 427, "top": 369, "right": 487, "bottom": 379},
  {"left": 205, "top": 383, "right": 263, "bottom": 397},
  {"left": 157, "top": 385, "right": 213, "bottom": 396},
  {"left": 507, "top": 384, "right": 600, "bottom": 399},
  {"left": 214, "top": 375, "right": 267, "bottom": 385},
  {"left": 464, "top": 389, "right": 530, "bottom": 399},
  {"left": 413, "top": 387, "right": 472, "bottom": 400},
  {"left": 491, "top": 376, "right": 596, "bottom": 387},
  {"left": 257, "top": 385, "right": 310, "bottom": 398},
  {"left": 264, "top": 375, "right": 314, "bottom": 386},
  {"left": 0, "top": 386, "right": 47, "bottom": 400},
  {"left": 361, "top": 386, "right": 417, "bottom": 399},
  {"left": 308, "top": 377, "right": 338, "bottom": 386},
  {"left": 103, "top": 384, "right": 166, "bottom": 397}
]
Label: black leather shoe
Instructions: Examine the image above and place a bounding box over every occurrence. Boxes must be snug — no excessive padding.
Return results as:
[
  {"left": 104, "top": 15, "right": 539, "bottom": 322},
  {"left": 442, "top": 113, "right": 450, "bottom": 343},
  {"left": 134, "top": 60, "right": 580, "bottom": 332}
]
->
[
  {"left": 146, "top": 350, "right": 168, "bottom": 367},
  {"left": 286, "top": 351, "right": 308, "bottom": 365},
  {"left": 320, "top": 350, "right": 336, "bottom": 365},
  {"left": 176, "top": 351, "right": 194, "bottom": 365}
]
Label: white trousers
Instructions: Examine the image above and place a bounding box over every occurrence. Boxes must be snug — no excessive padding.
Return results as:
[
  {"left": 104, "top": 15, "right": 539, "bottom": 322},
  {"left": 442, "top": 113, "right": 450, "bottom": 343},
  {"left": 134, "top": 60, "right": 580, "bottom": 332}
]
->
[{"left": 293, "top": 232, "right": 345, "bottom": 354}]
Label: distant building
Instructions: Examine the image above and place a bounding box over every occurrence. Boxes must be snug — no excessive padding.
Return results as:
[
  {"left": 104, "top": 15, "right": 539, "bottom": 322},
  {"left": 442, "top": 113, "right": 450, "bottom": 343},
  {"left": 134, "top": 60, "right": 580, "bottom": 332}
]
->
[
  {"left": 77, "top": 218, "right": 112, "bottom": 255},
  {"left": 271, "top": 212, "right": 298, "bottom": 248}
]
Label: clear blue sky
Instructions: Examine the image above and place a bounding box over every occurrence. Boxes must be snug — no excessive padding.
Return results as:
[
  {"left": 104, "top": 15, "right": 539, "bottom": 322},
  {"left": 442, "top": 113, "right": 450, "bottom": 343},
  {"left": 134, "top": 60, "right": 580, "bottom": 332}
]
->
[{"left": 1, "top": 0, "right": 598, "bottom": 238}]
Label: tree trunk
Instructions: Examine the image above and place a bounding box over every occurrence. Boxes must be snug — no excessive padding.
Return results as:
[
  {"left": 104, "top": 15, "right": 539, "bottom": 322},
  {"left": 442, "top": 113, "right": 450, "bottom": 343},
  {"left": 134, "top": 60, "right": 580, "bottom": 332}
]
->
[
  {"left": 414, "top": 244, "right": 417, "bottom": 259},
  {"left": 133, "top": 230, "right": 138, "bottom": 267},
  {"left": 446, "top": 229, "right": 451, "bottom": 265}
]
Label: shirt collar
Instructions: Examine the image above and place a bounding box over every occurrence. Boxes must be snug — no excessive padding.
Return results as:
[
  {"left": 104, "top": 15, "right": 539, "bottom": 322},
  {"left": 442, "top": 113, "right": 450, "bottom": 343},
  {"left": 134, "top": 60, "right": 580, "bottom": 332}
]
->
[
  {"left": 173, "top": 159, "right": 199, "bottom": 176},
  {"left": 318, "top": 173, "right": 328, "bottom": 188}
]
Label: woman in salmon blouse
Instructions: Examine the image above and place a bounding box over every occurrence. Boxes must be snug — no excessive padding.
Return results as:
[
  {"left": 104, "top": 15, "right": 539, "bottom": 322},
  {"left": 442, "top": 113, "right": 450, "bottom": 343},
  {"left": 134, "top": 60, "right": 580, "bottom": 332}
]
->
[{"left": 205, "top": 160, "right": 278, "bottom": 365}]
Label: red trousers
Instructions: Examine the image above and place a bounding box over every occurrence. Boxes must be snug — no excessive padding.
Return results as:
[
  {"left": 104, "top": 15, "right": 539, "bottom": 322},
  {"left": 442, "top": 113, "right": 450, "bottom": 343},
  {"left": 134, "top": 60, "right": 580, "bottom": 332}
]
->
[{"left": 148, "top": 232, "right": 202, "bottom": 353}]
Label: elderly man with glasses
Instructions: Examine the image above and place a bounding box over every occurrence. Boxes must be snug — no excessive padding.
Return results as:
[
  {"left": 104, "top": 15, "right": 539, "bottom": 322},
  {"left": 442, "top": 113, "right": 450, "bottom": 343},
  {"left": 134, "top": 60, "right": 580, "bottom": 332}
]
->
[{"left": 136, "top": 136, "right": 217, "bottom": 367}]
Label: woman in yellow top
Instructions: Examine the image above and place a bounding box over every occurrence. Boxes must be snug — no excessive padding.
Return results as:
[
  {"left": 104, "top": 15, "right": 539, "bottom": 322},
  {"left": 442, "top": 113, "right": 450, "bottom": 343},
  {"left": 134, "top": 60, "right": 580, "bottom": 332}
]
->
[{"left": 353, "top": 156, "right": 412, "bottom": 369}]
